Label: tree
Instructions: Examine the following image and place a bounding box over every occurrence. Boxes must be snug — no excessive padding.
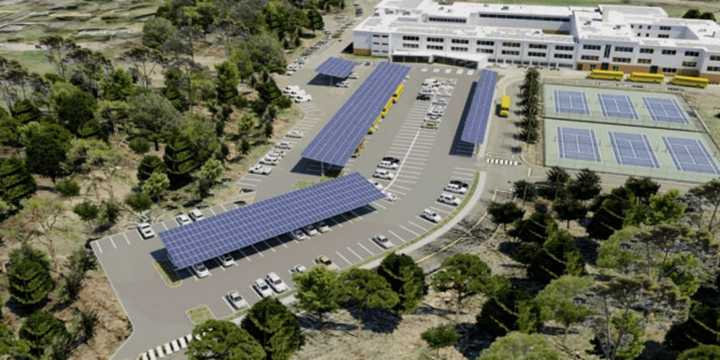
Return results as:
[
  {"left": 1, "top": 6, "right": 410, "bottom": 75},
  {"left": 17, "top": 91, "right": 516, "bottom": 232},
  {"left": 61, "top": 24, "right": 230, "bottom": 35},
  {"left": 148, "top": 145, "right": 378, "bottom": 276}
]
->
[
  {"left": 71, "top": 308, "right": 99, "bottom": 345},
  {"left": 513, "top": 180, "right": 537, "bottom": 202},
  {"left": 306, "top": 9, "right": 324, "bottom": 33},
  {"left": 479, "top": 332, "right": 561, "bottom": 360},
  {"left": 188, "top": 320, "right": 265, "bottom": 360},
  {"left": 215, "top": 61, "right": 240, "bottom": 105},
  {"left": 590, "top": 278, "right": 647, "bottom": 360},
  {"left": 587, "top": 187, "right": 634, "bottom": 240},
  {"left": 431, "top": 254, "right": 493, "bottom": 317},
  {"left": 678, "top": 345, "right": 720, "bottom": 360},
  {"left": 128, "top": 93, "right": 181, "bottom": 151},
  {"left": 624, "top": 177, "right": 660, "bottom": 203},
  {"left": 137, "top": 155, "right": 167, "bottom": 182},
  {"left": 0, "top": 157, "right": 36, "bottom": 206},
  {"left": 0, "top": 323, "right": 32, "bottom": 359},
  {"left": 8, "top": 246, "right": 53, "bottom": 309},
  {"left": 24, "top": 122, "right": 72, "bottom": 182},
  {"left": 125, "top": 191, "right": 153, "bottom": 213},
  {"left": 488, "top": 201, "right": 525, "bottom": 230},
  {"left": 338, "top": 268, "right": 399, "bottom": 312},
  {"left": 59, "top": 247, "right": 97, "bottom": 304},
  {"left": 568, "top": 168, "right": 601, "bottom": 201},
  {"left": 142, "top": 17, "right": 178, "bottom": 51},
  {"left": 51, "top": 82, "right": 98, "bottom": 137},
  {"left": 293, "top": 267, "right": 340, "bottom": 326},
  {"left": 421, "top": 325, "right": 459, "bottom": 358},
  {"left": 142, "top": 171, "right": 170, "bottom": 201},
  {"left": 193, "top": 158, "right": 224, "bottom": 199},
  {"left": 122, "top": 47, "right": 160, "bottom": 89},
  {"left": 376, "top": 253, "right": 426, "bottom": 313},
  {"left": 625, "top": 189, "right": 686, "bottom": 226},
  {"left": 241, "top": 298, "right": 304, "bottom": 360},
  {"left": 510, "top": 206, "right": 557, "bottom": 245},
  {"left": 101, "top": 68, "right": 135, "bottom": 101},
  {"left": 683, "top": 9, "right": 702, "bottom": 19},
  {"left": 526, "top": 226, "right": 584, "bottom": 284},
  {"left": 690, "top": 179, "right": 720, "bottom": 230},
  {"left": 544, "top": 166, "right": 569, "bottom": 199},
  {"left": 39, "top": 36, "right": 78, "bottom": 79},
  {"left": 164, "top": 113, "right": 222, "bottom": 185},
  {"left": 553, "top": 195, "right": 587, "bottom": 228},
  {"left": 12, "top": 197, "right": 65, "bottom": 271},
  {"left": 19, "top": 311, "right": 70, "bottom": 356},
  {"left": 73, "top": 201, "right": 99, "bottom": 224},
  {"left": 534, "top": 276, "right": 592, "bottom": 339}
]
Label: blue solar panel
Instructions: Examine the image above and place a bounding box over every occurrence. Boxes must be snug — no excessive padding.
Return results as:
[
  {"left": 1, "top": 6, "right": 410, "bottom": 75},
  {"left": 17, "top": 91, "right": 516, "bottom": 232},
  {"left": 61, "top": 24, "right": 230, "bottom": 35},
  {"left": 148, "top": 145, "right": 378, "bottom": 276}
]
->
[
  {"left": 460, "top": 70, "right": 497, "bottom": 144},
  {"left": 316, "top": 57, "right": 357, "bottom": 79},
  {"left": 663, "top": 137, "right": 720, "bottom": 174},
  {"left": 302, "top": 62, "right": 410, "bottom": 167},
  {"left": 557, "top": 127, "right": 600, "bottom": 162},
  {"left": 160, "top": 172, "right": 385, "bottom": 269},
  {"left": 609, "top": 132, "right": 659, "bottom": 168}
]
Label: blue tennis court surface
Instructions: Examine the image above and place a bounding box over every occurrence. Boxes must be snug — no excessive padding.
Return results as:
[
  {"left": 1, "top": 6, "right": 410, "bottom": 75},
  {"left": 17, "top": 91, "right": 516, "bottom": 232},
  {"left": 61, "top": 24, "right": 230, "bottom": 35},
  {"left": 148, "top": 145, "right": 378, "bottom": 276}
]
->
[
  {"left": 599, "top": 94, "right": 637, "bottom": 119},
  {"left": 557, "top": 127, "right": 600, "bottom": 161},
  {"left": 609, "top": 132, "right": 659, "bottom": 168},
  {"left": 554, "top": 90, "right": 589, "bottom": 115},
  {"left": 643, "top": 97, "right": 688, "bottom": 124},
  {"left": 663, "top": 137, "right": 720, "bottom": 174}
]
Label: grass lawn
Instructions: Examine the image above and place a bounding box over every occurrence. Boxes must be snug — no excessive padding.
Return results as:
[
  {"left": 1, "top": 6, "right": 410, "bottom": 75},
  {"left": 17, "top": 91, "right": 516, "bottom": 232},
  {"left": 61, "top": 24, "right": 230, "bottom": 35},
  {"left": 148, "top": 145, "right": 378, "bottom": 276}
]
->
[{"left": 186, "top": 305, "right": 215, "bottom": 325}]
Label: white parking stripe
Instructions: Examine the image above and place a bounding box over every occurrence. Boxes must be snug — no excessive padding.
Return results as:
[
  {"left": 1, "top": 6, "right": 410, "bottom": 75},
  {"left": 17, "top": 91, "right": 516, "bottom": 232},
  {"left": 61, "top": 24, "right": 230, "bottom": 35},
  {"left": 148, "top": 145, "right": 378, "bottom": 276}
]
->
[
  {"left": 396, "top": 179, "right": 418, "bottom": 184},
  {"left": 435, "top": 202, "right": 457, "bottom": 210},
  {"left": 373, "top": 202, "right": 387, "bottom": 210},
  {"left": 249, "top": 285, "right": 262, "bottom": 300},
  {"left": 429, "top": 206, "right": 451, "bottom": 214},
  {"left": 408, "top": 220, "right": 430, "bottom": 232},
  {"left": 242, "top": 177, "right": 263, "bottom": 182},
  {"left": 109, "top": 237, "right": 117, "bottom": 249},
  {"left": 454, "top": 166, "right": 476, "bottom": 171},
  {"left": 388, "top": 189, "right": 407, "bottom": 196},
  {"left": 336, "top": 251, "right": 353, "bottom": 266},
  {"left": 392, "top": 184, "right": 412, "bottom": 191},
  {"left": 388, "top": 230, "right": 406, "bottom": 243},
  {"left": 238, "top": 249, "right": 252, "bottom": 262},
  {"left": 93, "top": 241, "right": 103, "bottom": 254},
  {"left": 250, "top": 245, "right": 265, "bottom": 257},
  {"left": 399, "top": 225, "right": 420, "bottom": 237},
  {"left": 347, "top": 247, "right": 364, "bottom": 261},
  {"left": 357, "top": 242, "right": 375, "bottom": 256}
]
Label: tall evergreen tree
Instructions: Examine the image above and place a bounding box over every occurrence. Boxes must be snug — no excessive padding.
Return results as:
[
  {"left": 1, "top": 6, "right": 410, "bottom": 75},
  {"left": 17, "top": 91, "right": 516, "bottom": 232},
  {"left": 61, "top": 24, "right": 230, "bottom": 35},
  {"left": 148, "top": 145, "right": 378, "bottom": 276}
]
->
[
  {"left": 376, "top": 253, "right": 426, "bottom": 313},
  {"left": 568, "top": 168, "right": 601, "bottom": 201},
  {"left": 7, "top": 244, "right": 54, "bottom": 308},
  {"left": 241, "top": 298, "right": 304, "bottom": 360},
  {"left": 215, "top": 61, "right": 240, "bottom": 105},
  {"left": 188, "top": 320, "right": 265, "bottom": 360},
  {"left": 25, "top": 122, "right": 72, "bottom": 182},
  {"left": 0, "top": 157, "right": 37, "bottom": 206},
  {"left": 19, "top": 311, "right": 69, "bottom": 356}
]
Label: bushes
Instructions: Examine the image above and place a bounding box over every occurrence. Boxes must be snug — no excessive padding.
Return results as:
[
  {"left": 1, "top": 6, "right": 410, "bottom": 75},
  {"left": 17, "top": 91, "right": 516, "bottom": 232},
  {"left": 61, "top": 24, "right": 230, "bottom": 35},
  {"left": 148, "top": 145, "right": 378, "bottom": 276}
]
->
[
  {"left": 55, "top": 178, "right": 80, "bottom": 197},
  {"left": 128, "top": 137, "right": 151, "bottom": 154}
]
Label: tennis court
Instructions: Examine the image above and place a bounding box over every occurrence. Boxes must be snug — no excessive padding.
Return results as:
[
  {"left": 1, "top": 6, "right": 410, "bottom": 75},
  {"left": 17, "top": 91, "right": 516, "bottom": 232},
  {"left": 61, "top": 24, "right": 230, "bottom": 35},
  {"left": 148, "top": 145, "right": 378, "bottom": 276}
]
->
[
  {"left": 643, "top": 97, "right": 688, "bottom": 124},
  {"left": 554, "top": 90, "right": 589, "bottom": 115},
  {"left": 609, "top": 132, "right": 659, "bottom": 168},
  {"left": 663, "top": 137, "right": 720, "bottom": 175},
  {"left": 599, "top": 94, "right": 637, "bottom": 119},
  {"left": 557, "top": 127, "right": 600, "bottom": 162}
]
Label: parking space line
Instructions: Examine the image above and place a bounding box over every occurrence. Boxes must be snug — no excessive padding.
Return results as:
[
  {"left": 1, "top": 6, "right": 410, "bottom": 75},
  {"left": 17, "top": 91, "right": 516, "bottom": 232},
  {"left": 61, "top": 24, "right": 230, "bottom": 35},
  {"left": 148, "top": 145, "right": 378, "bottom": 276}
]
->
[
  {"left": 238, "top": 249, "right": 252, "bottom": 262},
  {"left": 346, "top": 247, "right": 364, "bottom": 261},
  {"left": 160, "top": 222, "right": 169, "bottom": 231},
  {"left": 454, "top": 166, "right": 476, "bottom": 171},
  {"left": 357, "top": 242, "right": 375, "bottom": 256},
  {"left": 265, "top": 240, "right": 277, "bottom": 252},
  {"left": 242, "top": 177, "right": 263, "bottom": 182},
  {"left": 249, "top": 285, "right": 262, "bottom": 300},
  {"left": 109, "top": 237, "right": 117, "bottom": 249},
  {"left": 222, "top": 296, "right": 236, "bottom": 312},
  {"left": 205, "top": 207, "right": 217, "bottom": 216},
  {"left": 339, "top": 213, "right": 354, "bottom": 223},
  {"left": 388, "top": 230, "right": 406, "bottom": 243},
  {"left": 93, "top": 241, "right": 103, "bottom": 254},
  {"left": 429, "top": 206, "right": 451, "bottom": 214},
  {"left": 395, "top": 179, "right": 418, "bottom": 184},
  {"left": 336, "top": 251, "right": 353, "bottom": 266},
  {"left": 250, "top": 244, "right": 265, "bottom": 257},
  {"left": 388, "top": 189, "right": 407, "bottom": 196},
  {"left": 399, "top": 225, "right": 420, "bottom": 237},
  {"left": 435, "top": 202, "right": 457, "bottom": 210},
  {"left": 121, "top": 233, "right": 130, "bottom": 245},
  {"left": 392, "top": 184, "right": 412, "bottom": 191},
  {"left": 373, "top": 201, "right": 387, "bottom": 210},
  {"left": 408, "top": 220, "right": 430, "bottom": 232}
]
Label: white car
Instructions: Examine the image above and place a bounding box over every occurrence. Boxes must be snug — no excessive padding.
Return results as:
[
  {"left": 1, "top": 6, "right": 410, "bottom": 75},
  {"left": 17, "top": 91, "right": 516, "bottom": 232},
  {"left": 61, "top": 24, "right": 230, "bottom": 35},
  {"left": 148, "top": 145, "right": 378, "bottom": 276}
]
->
[
  {"left": 372, "top": 234, "right": 394, "bottom": 249},
  {"left": 303, "top": 225, "right": 319, "bottom": 236},
  {"left": 315, "top": 255, "right": 339, "bottom": 270},
  {"left": 316, "top": 222, "right": 331, "bottom": 233},
  {"left": 137, "top": 223, "right": 155, "bottom": 239},
  {"left": 176, "top": 214, "right": 192, "bottom": 226},
  {"left": 282, "top": 85, "right": 300, "bottom": 95},
  {"left": 444, "top": 181, "right": 468, "bottom": 194},
  {"left": 348, "top": 73, "right": 359, "bottom": 79},
  {"left": 266, "top": 272, "right": 289, "bottom": 293},
  {"left": 438, "top": 192, "right": 461, "bottom": 206},
  {"left": 287, "top": 129, "right": 304, "bottom": 138},
  {"left": 189, "top": 208, "right": 204, "bottom": 221},
  {"left": 269, "top": 150, "right": 286, "bottom": 158},
  {"left": 373, "top": 169, "right": 394, "bottom": 180},
  {"left": 250, "top": 164, "right": 272, "bottom": 175},
  {"left": 227, "top": 291, "right": 248, "bottom": 309},
  {"left": 218, "top": 254, "right": 235, "bottom": 267},
  {"left": 276, "top": 141, "right": 292, "bottom": 150},
  {"left": 336, "top": 81, "right": 349, "bottom": 88},
  {"left": 192, "top": 263, "right": 210, "bottom": 278},
  {"left": 253, "top": 278, "right": 274, "bottom": 298},
  {"left": 421, "top": 209, "right": 442, "bottom": 223},
  {"left": 293, "top": 95, "right": 312, "bottom": 103},
  {"left": 260, "top": 156, "right": 278, "bottom": 166},
  {"left": 290, "top": 264, "right": 307, "bottom": 273},
  {"left": 371, "top": 181, "right": 384, "bottom": 191},
  {"left": 378, "top": 159, "right": 399, "bottom": 170},
  {"left": 383, "top": 191, "right": 397, "bottom": 202},
  {"left": 291, "top": 229, "right": 308, "bottom": 241}
]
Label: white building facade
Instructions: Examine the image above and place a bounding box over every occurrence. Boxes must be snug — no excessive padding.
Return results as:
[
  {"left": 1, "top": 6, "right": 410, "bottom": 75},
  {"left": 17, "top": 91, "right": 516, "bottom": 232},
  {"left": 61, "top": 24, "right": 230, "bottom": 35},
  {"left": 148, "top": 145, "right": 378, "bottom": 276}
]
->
[{"left": 352, "top": 0, "right": 720, "bottom": 82}]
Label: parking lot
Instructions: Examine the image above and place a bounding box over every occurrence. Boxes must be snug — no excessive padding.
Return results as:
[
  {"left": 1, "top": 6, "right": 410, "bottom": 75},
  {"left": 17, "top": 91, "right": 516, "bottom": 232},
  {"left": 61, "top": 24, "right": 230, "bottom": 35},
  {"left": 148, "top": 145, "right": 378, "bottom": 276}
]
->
[{"left": 99, "top": 62, "right": 505, "bottom": 359}]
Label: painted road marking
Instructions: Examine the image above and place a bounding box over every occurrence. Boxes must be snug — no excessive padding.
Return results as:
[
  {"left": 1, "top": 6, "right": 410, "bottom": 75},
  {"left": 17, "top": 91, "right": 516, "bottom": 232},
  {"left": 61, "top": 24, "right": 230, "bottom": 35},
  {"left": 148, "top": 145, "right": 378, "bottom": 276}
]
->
[
  {"left": 250, "top": 244, "right": 265, "bottom": 257},
  {"left": 336, "top": 251, "right": 353, "bottom": 266},
  {"left": 408, "top": 220, "right": 430, "bottom": 231},
  {"left": 388, "top": 230, "right": 406, "bottom": 242},
  {"left": 347, "top": 247, "right": 364, "bottom": 261},
  {"left": 238, "top": 249, "right": 252, "bottom": 262},
  {"left": 357, "top": 242, "right": 375, "bottom": 256},
  {"left": 399, "top": 225, "right": 420, "bottom": 237},
  {"left": 94, "top": 241, "right": 103, "bottom": 254},
  {"left": 109, "top": 237, "right": 117, "bottom": 249}
]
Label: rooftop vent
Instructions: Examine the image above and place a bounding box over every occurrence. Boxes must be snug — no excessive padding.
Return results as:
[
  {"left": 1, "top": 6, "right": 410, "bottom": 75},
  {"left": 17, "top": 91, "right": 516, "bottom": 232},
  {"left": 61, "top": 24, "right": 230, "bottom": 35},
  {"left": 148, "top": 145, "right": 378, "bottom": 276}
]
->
[{"left": 501, "top": 5, "right": 509, "bottom": 10}]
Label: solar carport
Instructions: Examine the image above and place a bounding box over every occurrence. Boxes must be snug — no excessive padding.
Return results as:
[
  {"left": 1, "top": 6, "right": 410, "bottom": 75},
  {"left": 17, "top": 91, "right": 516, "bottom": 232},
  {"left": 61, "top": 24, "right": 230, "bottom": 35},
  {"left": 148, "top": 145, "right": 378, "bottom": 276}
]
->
[
  {"left": 460, "top": 70, "right": 497, "bottom": 145},
  {"left": 302, "top": 62, "right": 410, "bottom": 168},
  {"left": 315, "top": 57, "right": 357, "bottom": 80},
  {"left": 160, "top": 172, "right": 384, "bottom": 269}
]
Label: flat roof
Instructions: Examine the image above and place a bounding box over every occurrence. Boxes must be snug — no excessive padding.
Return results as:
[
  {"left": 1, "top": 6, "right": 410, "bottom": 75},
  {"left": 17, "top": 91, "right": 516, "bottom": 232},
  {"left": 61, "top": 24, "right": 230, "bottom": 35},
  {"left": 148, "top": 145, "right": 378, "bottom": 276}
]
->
[
  {"left": 302, "top": 62, "right": 410, "bottom": 167},
  {"left": 461, "top": 69, "right": 497, "bottom": 145},
  {"left": 316, "top": 57, "right": 357, "bottom": 79},
  {"left": 160, "top": 172, "right": 385, "bottom": 269}
]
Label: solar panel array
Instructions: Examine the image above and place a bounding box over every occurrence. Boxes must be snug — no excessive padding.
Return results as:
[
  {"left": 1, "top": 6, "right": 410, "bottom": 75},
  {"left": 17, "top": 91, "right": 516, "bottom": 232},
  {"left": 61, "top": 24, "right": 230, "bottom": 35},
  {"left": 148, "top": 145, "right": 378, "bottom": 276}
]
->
[
  {"left": 599, "top": 94, "right": 638, "bottom": 119},
  {"left": 302, "top": 62, "right": 410, "bottom": 167},
  {"left": 160, "top": 172, "right": 385, "bottom": 269},
  {"left": 643, "top": 97, "right": 688, "bottom": 124},
  {"left": 663, "top": 137, "right": 720, "bottom": 174},
  {"left": 557, "top": 127, "right": 600, "bottom": 162},
  {"left": 609, "top": 132, "right": 659, "bottom": 168},
  {"left": 460, "top": 70, "right": 497, "bottom": 144},
  {"left": 315, "top": 57, "right": 357, "bottom": 79},
  {"left": 555, "top": 90, "right": 589, "bottom": 115}
]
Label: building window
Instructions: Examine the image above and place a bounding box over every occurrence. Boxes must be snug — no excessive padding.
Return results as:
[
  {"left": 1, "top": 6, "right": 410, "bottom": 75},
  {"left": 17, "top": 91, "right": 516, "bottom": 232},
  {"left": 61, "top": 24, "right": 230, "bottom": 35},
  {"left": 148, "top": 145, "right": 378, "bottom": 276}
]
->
[
  {"left": 662, "top": 67, "right": 677, "bottom": 73},
  {"left": 428, "top": 16, "right": 466, "bottom": 23},
  {"left": 638, "top": 58, "right": 652, "bottom": 64},
  {"left": 477, "top": 48, "right": 494, "bottom": 54},
  {"left": 501, "top": 50, "right": 520, "bottom": 56},
  {"left": 403, "top": 43, "right": 419, "bottom": 49},
  {"left": 451, "top": 47, "right": 468, "bottom": 52},
  {"left": 451, "top": 39, "right": 469, "bottom": 44},
  {"left": 427, "top": 45, "right": 444, "bottom": 50},
  {"left": 528, "top": 52, "right": 546, "bottom": 57},
  {"left": 614, "top": 46, "right": 633, "bottom": 53},
  {"left": 502, "top": 42, "right": 521, "bottom": 48},
  {"left": 477, "top": 13, "right": 570, "bottom": 22},
  {"left": 583, "top": 44, "right": 601, "bottom": 51},
  {"left": 639, "top": 48, "right": 654, "bottom": 54},
  {"left": 477, "top": 40, "right": 494, "bottom": 46},
  {"left": 612, "top": 57, "right": 631, "bottom": 63},
  {"left": 555, "top": 45, "right": 574, "bottom": 51},
  {"left": 710, "top": 55, "right": 720, "bottom": 61},
  {"left": 682, "top": 61, "right": 697, "bottom": 67},
  {"left": 659, "top": 25, "right": 671, "bottom": 31},
  {"left": 554, "top": 53, "right": 573, "bottom": 59},
  {"left": 581, "top": 55, "right": 599, "bottom": 61},
  {"left": 685, "top": 51, "right": 700, "bottom": 57},
  {"left": 402, "top": 35, "right": 419, "bottom": 41},
  {"left": 707, "top": 66, "right": 720, "bottom": 72},
  {"left": 658, "top": 34, "right": 669, "bottom": 38},
  {"left": 372, "top": 42, "right": 380, "bottom": 45},
  {"left": 529, "top": 44, "right": 547, "bottom": 49},
  {"left": 662, "top": 49, "right": 677, "bottom": 55},
  {"left": 427, "top": 37, "right": 444, "bottom": 43}
]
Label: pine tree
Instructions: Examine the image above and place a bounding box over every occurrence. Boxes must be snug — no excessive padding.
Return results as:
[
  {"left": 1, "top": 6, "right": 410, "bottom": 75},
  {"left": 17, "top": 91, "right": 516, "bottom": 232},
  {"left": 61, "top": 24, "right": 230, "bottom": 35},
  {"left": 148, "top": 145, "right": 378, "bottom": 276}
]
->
[
  {"left": 19, "top": 311, "right": 69, "bottom": 356},
  {"left": 0, "top": 157, "right": 37, "bottom": 206},
  {"left": 241, "top": 298, "right": 304, "bottom": 360},
  {"left": 377, "top": 253, "right": 426, "bottom": 313},
  {"left": 7, "top": 244, "right": 54, "bottom": 308}
]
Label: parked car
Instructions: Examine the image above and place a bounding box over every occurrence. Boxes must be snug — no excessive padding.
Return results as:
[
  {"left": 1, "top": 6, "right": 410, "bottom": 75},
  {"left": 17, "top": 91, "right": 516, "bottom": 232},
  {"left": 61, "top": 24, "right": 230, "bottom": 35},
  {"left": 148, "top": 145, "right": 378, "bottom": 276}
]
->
[
  {"left": 176, "top": 214, "right": 192, "bottom": 226},
  {"left": 276, "top": 141, "right": 293, "bottom": 150},
  {"left": 192, "top": 263, "right": 210, "bottom": 278},
  {"left": 382, "top": 190, "right": 397, "bottom": 202},
  {"left": 218, "top": 254, "right": 235, "bottom": 267},
  {"left": 303, "top": 225, "right": 319, "bottom": 236},
  {"left": 282, "top": 85, "right": 300, "bottom": 95},
  {"left": 371, "top": 181, "right": 384, "bottom": 191},
  {"left": 291, "top": 229, "right": 308, "bottom": 241},
  {"left": 287, "top": 129, "right": 304, "bottom": 138},
  {"left": 316, "top": 221, "right": 331, "bottom": 233},
  {"left": 373, "top": 169, "right": 394, "bottom": 180},
  {"left": 250, "top": 164, "right": 272, "bottom": 175},
  {"left": 421, "top": 209, "right": 442, "bottom": 223},
  {"left": 253, "top": 278, "right": 274, "bottom": 298},
  {"left": 348, "top": 73, "right": 359, "bottom": 79},
  {"left": 290, "top": 264, "right": 307, "bottom": 273},
  {"left": 266, "top": 272, "right": 289, "bottom": 293},
  {"left": 260, "top": 156, "right": 278, "bottom": 166},
  {"left": 227, "top": 291, "right": 248, "bottom": 309},
  {"left": 444, "top": 180, "right": 468, "bottom": 194},
  {"left": 336, "top": 80, "right": 350, "bottom": 88},
  {"left": 269, "top": 150, "right": 286, "bottom": 158},
  {"left": 189, "top": 208, "right": 204, "bottom": 221},
  {"left": 438, "top": 192, "right": 461, "bottom": 206},
  {"left": 136, "top": 223, "right": 155, "bottom": 239},
  {"left": 372, "top": 234, "right": 394, "bottom": 249},
  {"left": 378, "top": 159, "right": 400, "bottom": 170},
  {"left": 315, "top": 255, "right": 339, "bottom": 270}
]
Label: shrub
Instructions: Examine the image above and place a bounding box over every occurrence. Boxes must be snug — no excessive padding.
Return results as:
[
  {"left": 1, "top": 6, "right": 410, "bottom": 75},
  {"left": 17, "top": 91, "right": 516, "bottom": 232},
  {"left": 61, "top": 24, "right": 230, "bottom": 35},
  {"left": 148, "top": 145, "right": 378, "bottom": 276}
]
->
[
  {"left": 125, "top": 191, "right": 152, "bottom": 212},
  {"left": 129, "top": 137, "right": 151, "bottom": 154},
  {"left": 55, "top": 178, "right": 80, "bottom": 197}
]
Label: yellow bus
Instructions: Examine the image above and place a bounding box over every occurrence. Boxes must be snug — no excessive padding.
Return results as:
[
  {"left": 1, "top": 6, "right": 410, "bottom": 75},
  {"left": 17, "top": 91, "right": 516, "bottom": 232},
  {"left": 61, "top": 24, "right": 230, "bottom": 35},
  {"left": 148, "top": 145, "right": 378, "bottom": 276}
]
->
[
  {"left": 670, "top": 75, "right": 709, "bottom": 88},
  {"left": 588, "top": 69, "right": 624, "bottom": 81},
  {"left": 628, "top": 72, "right": 664, "bottom": 84},
  {"left": 498, "top": 95, "right": 511, "bottom": 117}
]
